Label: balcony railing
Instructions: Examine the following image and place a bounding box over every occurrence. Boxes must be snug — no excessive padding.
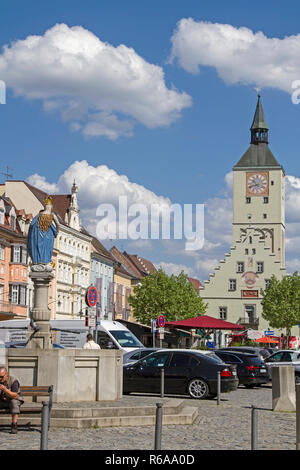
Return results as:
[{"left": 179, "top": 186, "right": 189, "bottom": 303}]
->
[{"left": 237, "top": 317, "right": 259, "bottom": 330}]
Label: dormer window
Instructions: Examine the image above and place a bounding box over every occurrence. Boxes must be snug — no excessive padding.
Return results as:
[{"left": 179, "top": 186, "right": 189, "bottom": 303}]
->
[{"left": 10, "top": 215, "right": 16, "bottom": 231}]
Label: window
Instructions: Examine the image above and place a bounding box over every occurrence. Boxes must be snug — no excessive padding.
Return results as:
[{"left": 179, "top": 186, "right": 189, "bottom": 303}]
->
[
  {"left": 19, "top": 286, "right": 26, "bottom": 305},
  {"left": 246, "top": 197, "right": 251, "bottom": 204},
  {"left": 13, "top": 246, "right": 21, "bottom": 263},
  {"left": 0, "top": 285, "right": 3, "bottom": 302},
  {"left": 0, "top": 210, "right": 4, "bottom": 224},
  {"left": 0, "top": 244, "right": 4, "bottom": 261},
  {"left": 257, "top": 262, "right": 264, "bottom": 273},
  {"left": 263, "top": 214, "right": 267, "bottom": 219},
  {"left": 97, "top": 331, "right": 118, "bottom": 349},
  {"left": 10, "top": 215, "right": 16, "bottom": 231},
  {"left": 237, "top": 262, "right": 244, "bottom": 273},
  {"left": 252, "top": 249, "right": 256, "bottom": 255},
  {"left": 271, "top": 181, "right": 274, "bottom": 186},
  {"left": 142, "top": 353, "right": 169, "bottom": 368},
  {"left": 249, "top": 236, "right": 252, "bottom": 244},
  {"left": 263, "top": 197, "right": 269, "bottom": 204},
  {"left": 11, "top": 285, "right": 19, "bottom": 304},
  {"left": 21, "top": 247, "right": 27, "bottom": 264},
  {"left": 265, "top": 279, "right": 271, "bottom": 289},
  {"left": 169, "top": 353, "right": 192, "bottom": 368},
  {"left": 219, "top": 306, "right": 227, "bottom": 320},
  {"left": 229, "top": 279, "right": 236, "bottom": 291},
  {"left": 245, "top": 249, "right": 249, "bottom": 255},
  {"left": 247, "top": 214, "right": 252, "bottom": 220}
]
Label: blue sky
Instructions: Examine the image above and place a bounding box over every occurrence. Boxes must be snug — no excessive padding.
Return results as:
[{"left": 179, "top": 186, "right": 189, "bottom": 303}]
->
[{"left": 1, "top": 0, "right": 300, "bottom": 280}]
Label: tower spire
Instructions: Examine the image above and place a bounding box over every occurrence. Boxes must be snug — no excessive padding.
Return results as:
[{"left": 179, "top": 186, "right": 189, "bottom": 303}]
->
[{"left": 250, "top": 94, "right": 269, "bottom": 144}]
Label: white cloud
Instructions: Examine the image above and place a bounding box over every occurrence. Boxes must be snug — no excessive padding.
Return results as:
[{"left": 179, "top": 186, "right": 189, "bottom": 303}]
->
[
  {"left": 0, "top": 23, "right": 191, "bottom": 139},
  {"left": 155, "top": 261, "right": 196, "bottom": 277},
  {"left": 170, "top": 18, "right": 300, "bottom": 94},
  {"left": 27, "top": 174, "right": 59, "bottom": 194}
]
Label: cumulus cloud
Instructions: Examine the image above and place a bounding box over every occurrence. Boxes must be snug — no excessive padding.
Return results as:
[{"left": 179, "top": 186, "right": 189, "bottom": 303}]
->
[
  {"left": 27, "top": 163, "right": 300, "bottom": 281},
  {"left": 0, "top": 23, "right": 191, "bottom": 139},
  {"left": 170, "top": 18, "right": 300, "bottom": 94}
]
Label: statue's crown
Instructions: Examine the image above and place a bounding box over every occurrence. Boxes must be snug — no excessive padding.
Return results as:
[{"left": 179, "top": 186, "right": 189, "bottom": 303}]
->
[{"left": 44, "top": 195, "right": 53, "bottom": 206}]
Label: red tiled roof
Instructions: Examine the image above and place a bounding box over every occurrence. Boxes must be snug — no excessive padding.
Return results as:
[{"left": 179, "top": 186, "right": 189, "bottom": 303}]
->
[{"left": 188, "top": 277, "right": 202, "bottom": 292}]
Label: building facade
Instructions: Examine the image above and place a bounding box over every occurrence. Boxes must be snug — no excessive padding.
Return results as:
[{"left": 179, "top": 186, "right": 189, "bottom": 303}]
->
[
  {"left": 0, "top": 180, "right": 92, "bottom": 320},
  {"left": 200, "top": 95, "right": 289, "bottom": 335},
  {"left": 0, "top": 196, "right": 30, "bottom": 320},
  {"left": 90, "top": 237, "right": 114, "bottom": 320}
]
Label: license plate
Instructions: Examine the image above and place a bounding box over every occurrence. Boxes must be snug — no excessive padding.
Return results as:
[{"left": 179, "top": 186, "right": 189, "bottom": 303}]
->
[
  {"left": 232, "top": 371, "right": 237, "bottom": 376},
  {"left": 260, "top": 368, "right": 266, "bottom": 373}
]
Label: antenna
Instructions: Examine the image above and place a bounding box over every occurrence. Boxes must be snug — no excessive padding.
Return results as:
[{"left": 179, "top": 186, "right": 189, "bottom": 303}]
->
[{"left": 0, "top": 166, "right": 13, "bottom": 180}]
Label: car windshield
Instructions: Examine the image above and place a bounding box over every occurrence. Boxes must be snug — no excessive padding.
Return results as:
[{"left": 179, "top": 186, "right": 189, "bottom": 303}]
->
[{"left": 110, "top": 330, "right": 144, "bottom": 348}]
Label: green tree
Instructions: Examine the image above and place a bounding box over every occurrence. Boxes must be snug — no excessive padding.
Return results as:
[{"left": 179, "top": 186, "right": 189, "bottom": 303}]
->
[
  {"left": 261, "top": 272, "right": 300, "bottom": 341},
  {"left": 128, "top": 268, "right": 207, "bottom": 325}
]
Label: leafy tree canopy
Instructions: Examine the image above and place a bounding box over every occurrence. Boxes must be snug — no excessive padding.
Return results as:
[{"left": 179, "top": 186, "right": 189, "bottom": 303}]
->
[
  {"left": 128, "top": 268, "right": 207, "bottom": 325},
  {"left": 261, "top": 272, "right": 300, "bottom": 336}
]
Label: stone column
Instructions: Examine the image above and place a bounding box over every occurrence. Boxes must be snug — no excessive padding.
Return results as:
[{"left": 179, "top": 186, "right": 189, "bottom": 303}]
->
[{"left": 26, "top": 265, "right": 54, "bottom": 350}]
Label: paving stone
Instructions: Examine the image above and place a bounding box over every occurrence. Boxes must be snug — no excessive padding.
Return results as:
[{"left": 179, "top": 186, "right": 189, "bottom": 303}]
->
[{"left": 0, "top": 384, "right": 297, "bottom": 450}]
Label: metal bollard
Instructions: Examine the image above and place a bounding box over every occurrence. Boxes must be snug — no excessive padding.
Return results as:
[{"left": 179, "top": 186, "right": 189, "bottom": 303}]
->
[
  {"left": 217, "top": 371, "right": 221, "bottom": 405},
  {"left": 160, "top": 368, "right": 164, "bottom": 398},
  {"left": 40, "top": 401, "right": 50, "bottom": 450},
  {"left": 251, "top": 405, "right": 258, "bottom": 450},
  {"left": 154, "top": 402, "right": 163, "bottom": 450}
]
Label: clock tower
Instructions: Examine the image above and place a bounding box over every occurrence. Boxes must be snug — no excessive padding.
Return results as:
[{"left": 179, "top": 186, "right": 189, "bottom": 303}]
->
[
  {"left": 233, "top": 94, "right": 285, "bottom": 268},
  {"left": 200, "top": 95, "right": 287, "bottom": 336}
]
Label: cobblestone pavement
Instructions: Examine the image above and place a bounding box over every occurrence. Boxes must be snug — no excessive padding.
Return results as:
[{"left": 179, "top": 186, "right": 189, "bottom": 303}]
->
[{"left": 0, "top": 384, "right": 296, "bottom": 450}]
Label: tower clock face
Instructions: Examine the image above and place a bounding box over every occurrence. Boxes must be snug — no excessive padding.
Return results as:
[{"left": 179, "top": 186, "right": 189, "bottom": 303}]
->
[{"left": 246, "top": 172, "right": 269, "bottom": 196}]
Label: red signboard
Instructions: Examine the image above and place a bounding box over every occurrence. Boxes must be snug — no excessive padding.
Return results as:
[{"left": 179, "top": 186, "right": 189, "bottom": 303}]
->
[{"left": 241, "top": 290, "right": 259, "bottom": 298}]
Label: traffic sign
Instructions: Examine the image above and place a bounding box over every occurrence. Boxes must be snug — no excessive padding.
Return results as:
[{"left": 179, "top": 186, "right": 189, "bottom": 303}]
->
[
  {"left": 85, "top": 286, "right": 98, "bottom": 308},
  {"left": 157, "top": 314, "right": 165, "bottom": 328},
  {"left": 264, "top": 330, "right": 274, "bottom": 336}
]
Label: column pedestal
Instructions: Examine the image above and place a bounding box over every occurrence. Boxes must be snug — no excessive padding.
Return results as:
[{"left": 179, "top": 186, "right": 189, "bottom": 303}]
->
[{"left": 26, "top": 265, "right": 54, "bottom": 350}]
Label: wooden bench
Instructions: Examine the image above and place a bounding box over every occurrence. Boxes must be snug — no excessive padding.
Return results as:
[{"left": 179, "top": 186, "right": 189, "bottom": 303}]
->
[
  {"left": 21, "top": 385, "right": 53, "bottom": 415},
  {"left": 0, "top": 385, "right": 53, "bottom": 428}
]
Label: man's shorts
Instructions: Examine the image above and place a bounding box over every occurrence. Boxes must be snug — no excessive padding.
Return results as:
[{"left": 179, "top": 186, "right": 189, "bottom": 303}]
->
[{"left": 0, "top": 399, "right": 22, "bottom": 414}]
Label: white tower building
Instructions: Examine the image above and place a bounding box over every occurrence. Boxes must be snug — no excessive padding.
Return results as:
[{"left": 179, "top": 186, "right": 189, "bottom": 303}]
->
[{"left": 200, "top": 95, "right": 287, "bottom": 334}]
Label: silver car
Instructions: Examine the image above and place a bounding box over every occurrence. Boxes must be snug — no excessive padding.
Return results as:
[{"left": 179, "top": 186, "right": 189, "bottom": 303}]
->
[{"left": 264, "top": 350, "right": 300, "bottom": 383}]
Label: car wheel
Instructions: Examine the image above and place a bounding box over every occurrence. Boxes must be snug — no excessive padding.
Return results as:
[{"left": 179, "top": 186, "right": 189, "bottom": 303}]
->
[
  {"left": 295, "top": 375, "right": 300, "bottom": 385},
  {"left": 244, "top": 384, "right": 256, "bottom": 389},
  {"left": 188, "top": 378, "right": 209, "bottom": 399}
]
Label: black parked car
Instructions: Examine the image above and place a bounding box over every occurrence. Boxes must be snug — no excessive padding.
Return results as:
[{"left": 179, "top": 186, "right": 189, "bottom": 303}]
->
[
  {"left": 221, "top": 346, "right": 271, "bottom": 361},
  {"left": 123, "top": 349, "right": 238, "bottom": 399},
  {"left": 123, "top": 348, "right": 161, "bottom": 365},
  {"left": 214, "top": 350, "right": 269, "bottom": 388}
]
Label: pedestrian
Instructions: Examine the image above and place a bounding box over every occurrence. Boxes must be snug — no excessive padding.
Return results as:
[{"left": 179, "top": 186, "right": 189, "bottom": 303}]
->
[
  {"left": 83, "top": 333, "right": 101, "bottom": 349},
  {"left": 0, "top": 366, "right": 24, "bottom": 434}
]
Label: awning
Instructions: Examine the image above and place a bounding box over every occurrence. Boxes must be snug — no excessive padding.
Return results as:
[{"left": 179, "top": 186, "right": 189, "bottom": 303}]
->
[{"left": 166, "top": 315, "right": 244, "bottom": 331}]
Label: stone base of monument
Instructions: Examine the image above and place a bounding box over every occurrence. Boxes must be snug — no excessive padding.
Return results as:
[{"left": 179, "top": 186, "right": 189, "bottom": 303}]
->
[
  {"left": 4, "top": 348, "right": 123, "bottom": 403},
  {"left": 272, "top": 365, "right": 296, "bottom": 412},
  {"left": 26, "top": 267, "right": 54, "bottom": 349}
]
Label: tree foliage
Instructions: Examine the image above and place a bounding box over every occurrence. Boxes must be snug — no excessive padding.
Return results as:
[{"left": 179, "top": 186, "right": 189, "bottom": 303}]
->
[
  {"left": 128, "top": 268, "right": 207, "bottom": 325},
  {"left": 261, "top": 272, "right": 300, "bottom": 337}
]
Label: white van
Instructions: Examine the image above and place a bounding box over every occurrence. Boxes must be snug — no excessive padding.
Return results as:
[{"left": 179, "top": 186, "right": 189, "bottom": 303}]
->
[
  {"left": 96, "top": 320, "right": 144, "bottom": 352},
  {"left": 0, "top": 319, "right": 143, "bottom": 353}
]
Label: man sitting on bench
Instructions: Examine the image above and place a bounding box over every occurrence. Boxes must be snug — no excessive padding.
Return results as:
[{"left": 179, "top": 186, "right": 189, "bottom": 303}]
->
[{"left": 0, "top": 366, "right": 24, "bottom": 434}]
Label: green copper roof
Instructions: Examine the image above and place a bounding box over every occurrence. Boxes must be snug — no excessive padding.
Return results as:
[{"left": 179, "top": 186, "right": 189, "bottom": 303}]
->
[
  {"left": 251, "top": 94, "right": 269, "bottom": 130},
  {"left": 233, "top": 143, "right": 282, "bottom": 170}
]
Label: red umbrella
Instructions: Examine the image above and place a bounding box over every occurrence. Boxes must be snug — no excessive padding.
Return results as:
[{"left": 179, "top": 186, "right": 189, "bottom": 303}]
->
[
  {"left": 255, "top": 336, "right": 279, "bottom": 344},
  {"left": 166, "top": 315, "right": 244, "bottom": 330}
]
